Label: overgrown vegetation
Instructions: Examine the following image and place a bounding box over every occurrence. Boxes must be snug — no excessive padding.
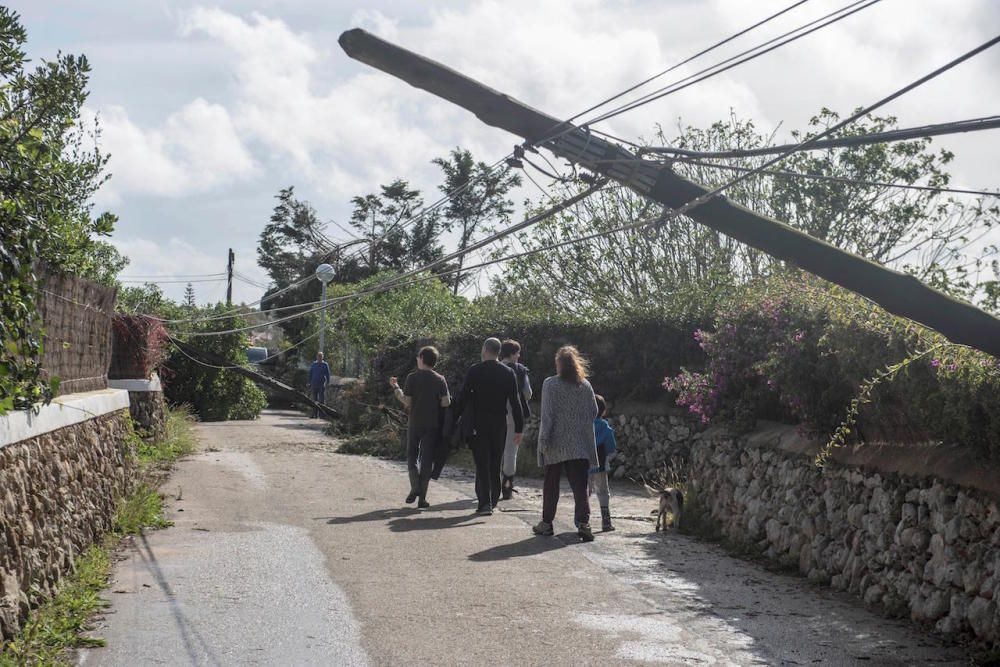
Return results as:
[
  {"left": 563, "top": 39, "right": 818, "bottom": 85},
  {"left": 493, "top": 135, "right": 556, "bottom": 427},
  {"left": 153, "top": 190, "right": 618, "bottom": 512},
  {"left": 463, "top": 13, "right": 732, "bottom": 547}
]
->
[
  {"left": 162, "top": 307, "right": 267, "bottom": 421},
  {"left": 665, "top": 274, "right": 1000, "bottom": 459},
  {"left": 0, "top": 7, "right": 126, "bottom": 414},
  {"left": 0, "top": 407, "right": 197, "bottom": 665}
]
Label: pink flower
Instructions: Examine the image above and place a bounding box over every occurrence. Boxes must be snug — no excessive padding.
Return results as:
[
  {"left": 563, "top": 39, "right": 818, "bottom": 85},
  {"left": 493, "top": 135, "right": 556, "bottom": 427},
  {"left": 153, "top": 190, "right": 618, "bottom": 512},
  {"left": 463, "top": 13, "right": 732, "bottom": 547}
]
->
[{"left": 931, "top": 359, "right": 941, "bottom": 368}]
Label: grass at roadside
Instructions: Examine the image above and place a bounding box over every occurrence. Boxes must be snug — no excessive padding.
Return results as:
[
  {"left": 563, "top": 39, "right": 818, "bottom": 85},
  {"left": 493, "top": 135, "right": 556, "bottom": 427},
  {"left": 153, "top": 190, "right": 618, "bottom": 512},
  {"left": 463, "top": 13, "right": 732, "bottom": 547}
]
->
[{"left": 0, "top": 406, "right": 198, "bottom": 666}]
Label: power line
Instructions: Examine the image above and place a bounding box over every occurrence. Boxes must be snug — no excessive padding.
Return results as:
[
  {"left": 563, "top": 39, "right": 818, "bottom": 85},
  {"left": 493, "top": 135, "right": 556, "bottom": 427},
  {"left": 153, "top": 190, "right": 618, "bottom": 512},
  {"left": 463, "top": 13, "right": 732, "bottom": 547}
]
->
[
  {"left": 663, "top": 157, "right": 1000, "bottom": 199},
  {"left": 174, "top": 24, "right": 1000, "bottom": 342},
  {"left": 644, "top": 114, "right": 1000, "bottom": 158},
  {"left": 576, "top": 0, "right": 882, "bottom": 130},
  {"left": 169, "top": 180, "right": 608, "bottom": 338},
  {"left": 529, "top": 0, "right": 815, "bottom": 146},
  {"left": 166, "top": 329, "right": 320, "bottom": 371},
  {"left": 334, "top": 3, "right": 814, "bottom": 272},
  {"left": 120, "top": 278, "right": 227, "bottom": 285},
  {"left": 120, "top": 272, "right": 226, "bottom": 279}
]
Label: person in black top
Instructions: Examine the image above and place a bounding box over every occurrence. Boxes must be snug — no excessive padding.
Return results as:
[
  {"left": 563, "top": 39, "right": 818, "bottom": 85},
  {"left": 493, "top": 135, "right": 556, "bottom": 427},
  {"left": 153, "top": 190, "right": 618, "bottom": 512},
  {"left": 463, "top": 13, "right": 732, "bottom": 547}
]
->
[
  {"left": 457, "top": 337, "right": 524, "bottom": 515},
  {"left": 500, "top": 339, "right": 532, "bottom": 501},
  {"left": 391, "top": 346, "right": 451, "bottom": 508}
]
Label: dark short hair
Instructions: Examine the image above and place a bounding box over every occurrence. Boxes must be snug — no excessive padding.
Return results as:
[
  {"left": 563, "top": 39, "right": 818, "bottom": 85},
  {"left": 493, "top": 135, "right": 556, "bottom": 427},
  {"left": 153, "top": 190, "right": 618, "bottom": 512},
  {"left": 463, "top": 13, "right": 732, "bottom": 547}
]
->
[
  {"left": 500, "top": 339, "right": 521, "bottom": 358},
  {"left": 418, "top": 346, "right": 439, "bottom": 367},
  {"left": 483, "top": 338, "right": 502, "bottom": 356},
  {"left": 595, "top": 394, "right": 607, "bottom": 417}
]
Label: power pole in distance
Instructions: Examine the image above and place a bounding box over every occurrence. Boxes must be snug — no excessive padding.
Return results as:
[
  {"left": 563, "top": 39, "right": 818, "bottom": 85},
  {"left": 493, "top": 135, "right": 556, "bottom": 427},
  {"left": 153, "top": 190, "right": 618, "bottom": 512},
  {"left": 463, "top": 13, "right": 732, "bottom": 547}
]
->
[{"left": 226, "top": 248, "right": 235, "bottom": 307}]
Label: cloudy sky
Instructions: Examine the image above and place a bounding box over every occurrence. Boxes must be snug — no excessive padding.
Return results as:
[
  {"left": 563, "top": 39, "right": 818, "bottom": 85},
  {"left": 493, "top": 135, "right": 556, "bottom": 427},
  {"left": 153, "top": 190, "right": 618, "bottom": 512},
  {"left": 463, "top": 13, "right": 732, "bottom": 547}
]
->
[{"left": 14, "top": 0, "right": 1000, "bottom": 303}]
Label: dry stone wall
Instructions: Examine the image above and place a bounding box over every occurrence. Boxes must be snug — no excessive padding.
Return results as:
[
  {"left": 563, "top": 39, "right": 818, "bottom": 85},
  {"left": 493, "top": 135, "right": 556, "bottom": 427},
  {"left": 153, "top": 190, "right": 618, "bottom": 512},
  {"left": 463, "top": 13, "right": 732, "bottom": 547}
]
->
[
  {"left": 525, "top": 399, "right": 1000, "bottom": 647},
  {"left": 684, "top": 426, "right": 1000, "bottom": 647},
  {"left": 0, "top": 408, "right": 136, "bottom": 640}
]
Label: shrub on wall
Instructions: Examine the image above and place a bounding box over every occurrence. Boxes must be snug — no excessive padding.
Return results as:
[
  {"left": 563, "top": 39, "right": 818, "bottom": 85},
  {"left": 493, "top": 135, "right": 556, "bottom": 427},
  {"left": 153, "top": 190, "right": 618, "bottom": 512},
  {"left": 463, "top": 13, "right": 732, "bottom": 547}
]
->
[{"left": 665, "top": 274, "right": 1000, "bottom": 458}]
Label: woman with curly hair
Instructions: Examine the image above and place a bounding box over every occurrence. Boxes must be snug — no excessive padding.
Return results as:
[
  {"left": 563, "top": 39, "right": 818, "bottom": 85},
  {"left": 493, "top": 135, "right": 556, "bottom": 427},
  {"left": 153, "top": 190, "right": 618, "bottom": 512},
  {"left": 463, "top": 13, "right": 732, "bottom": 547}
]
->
[{"left": 533, "top": 345, "right": 599, "bottom": 542}]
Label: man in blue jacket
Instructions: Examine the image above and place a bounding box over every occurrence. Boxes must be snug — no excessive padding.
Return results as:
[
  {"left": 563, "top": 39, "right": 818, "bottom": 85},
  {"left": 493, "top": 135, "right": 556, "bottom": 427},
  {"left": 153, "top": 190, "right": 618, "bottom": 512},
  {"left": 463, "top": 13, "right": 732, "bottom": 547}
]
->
[{"left": 309, "top": 352, "right": 331, "bottom": 418}]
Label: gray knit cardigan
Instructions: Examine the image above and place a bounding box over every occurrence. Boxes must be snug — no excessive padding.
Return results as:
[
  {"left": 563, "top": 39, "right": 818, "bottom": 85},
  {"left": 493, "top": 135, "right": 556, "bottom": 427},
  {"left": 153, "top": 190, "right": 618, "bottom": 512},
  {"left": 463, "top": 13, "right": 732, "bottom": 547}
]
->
[{"left": 536, "top": 376, "right": 599, "bottom": 467}]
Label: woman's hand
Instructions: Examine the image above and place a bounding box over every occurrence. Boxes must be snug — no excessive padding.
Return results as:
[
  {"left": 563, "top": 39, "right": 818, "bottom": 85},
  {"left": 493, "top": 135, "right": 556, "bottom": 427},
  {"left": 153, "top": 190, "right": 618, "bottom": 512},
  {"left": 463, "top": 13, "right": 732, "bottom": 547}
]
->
[{"left": 389, "top": 376, "right": 399, "bottom": 389}]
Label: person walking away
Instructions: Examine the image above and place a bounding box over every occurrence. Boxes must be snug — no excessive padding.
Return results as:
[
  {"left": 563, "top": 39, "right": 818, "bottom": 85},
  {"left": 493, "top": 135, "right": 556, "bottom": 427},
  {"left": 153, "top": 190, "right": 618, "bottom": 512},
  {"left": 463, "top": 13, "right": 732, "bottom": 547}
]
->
[
  {"left": 390, "top": 346, "right": 451, "bottom": 508},
  {"left": 309, "top": 352, "right": 331, "bottom": 418},
  {"left": 533, "top": 345, "right": 599, "bottom": 542},
  {"left": 500, "top": 339, "right": 532, "bottom": 501},
  {"left": 458, "top": 338, "right": 524, "bottom": 515},
  {"left": 589, "top": 394, "right": 618, "bottom": 532}
]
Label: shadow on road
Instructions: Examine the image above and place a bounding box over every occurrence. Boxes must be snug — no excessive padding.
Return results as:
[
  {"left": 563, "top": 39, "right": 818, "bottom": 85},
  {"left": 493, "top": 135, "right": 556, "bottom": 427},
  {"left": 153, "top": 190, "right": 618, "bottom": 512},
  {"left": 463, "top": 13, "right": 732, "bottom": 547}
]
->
[
  {"left": 318, "top": 500, "right": 475, "bottom": 526},
  {"left": 388, "top": 515, "right": 485, "bottom": 532},
  {"left": 321, "top": 508, "right": 418, "bottom": 525},
  {"left": 467, "top": 535, "right": 575, "bottom": 562}
]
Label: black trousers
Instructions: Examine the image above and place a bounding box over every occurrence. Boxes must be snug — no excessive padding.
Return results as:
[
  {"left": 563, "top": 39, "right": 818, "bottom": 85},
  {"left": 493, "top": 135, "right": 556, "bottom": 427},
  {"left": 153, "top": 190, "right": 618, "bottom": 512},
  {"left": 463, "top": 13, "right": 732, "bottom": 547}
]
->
[
  {"left": 542, "top": 459, "right": 591, "bottom": 526},
  {"left": 471, "top": 420, "right": 506, "bottom": 509},
  {"left": 407, "top": 427, "right": 440, "bottom": 486}
]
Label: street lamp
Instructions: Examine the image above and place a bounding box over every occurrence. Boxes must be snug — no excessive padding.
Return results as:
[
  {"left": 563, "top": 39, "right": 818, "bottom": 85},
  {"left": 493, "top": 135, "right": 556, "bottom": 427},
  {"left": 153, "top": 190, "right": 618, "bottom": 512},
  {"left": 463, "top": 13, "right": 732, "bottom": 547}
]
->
[{"left": 315, "top": 263, "right": 335, "bottom": 357}]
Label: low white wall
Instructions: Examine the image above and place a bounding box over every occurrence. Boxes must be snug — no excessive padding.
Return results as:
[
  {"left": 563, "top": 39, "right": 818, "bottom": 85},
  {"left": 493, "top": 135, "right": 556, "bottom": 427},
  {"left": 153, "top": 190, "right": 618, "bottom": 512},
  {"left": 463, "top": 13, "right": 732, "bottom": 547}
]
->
[{"left": 0, "top": 388, "right": 130, "bottom": 448}]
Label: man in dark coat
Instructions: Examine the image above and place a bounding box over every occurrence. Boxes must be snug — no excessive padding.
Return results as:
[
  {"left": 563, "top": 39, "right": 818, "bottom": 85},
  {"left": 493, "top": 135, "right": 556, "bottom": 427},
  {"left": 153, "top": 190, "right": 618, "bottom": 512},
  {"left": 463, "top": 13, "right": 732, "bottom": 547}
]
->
[{"left": 457, "top": 338, "right": 524, "bottom": 515}]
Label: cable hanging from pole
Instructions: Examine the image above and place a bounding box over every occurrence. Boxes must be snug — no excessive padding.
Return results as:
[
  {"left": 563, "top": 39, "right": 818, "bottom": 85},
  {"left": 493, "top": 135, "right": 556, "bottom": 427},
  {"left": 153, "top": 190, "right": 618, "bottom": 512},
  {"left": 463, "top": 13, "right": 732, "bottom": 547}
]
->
[{"left": 643, "top": 114, "right": 1000, "bottom": 158}]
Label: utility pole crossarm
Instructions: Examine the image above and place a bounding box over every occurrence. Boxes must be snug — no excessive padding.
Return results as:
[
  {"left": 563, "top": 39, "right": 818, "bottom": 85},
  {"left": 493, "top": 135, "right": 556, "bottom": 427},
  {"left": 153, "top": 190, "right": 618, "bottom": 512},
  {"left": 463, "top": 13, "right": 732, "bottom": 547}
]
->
[{"left": 338, "top": 29, "right": 1000, "bottom": 358}]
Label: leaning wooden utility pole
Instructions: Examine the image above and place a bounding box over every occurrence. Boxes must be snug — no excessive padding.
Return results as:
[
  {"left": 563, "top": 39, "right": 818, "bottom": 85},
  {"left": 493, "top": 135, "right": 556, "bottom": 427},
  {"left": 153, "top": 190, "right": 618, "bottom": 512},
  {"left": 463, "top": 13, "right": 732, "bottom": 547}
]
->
[{"left": 339, "top": 28, "right": 1000, "bottom": 359}]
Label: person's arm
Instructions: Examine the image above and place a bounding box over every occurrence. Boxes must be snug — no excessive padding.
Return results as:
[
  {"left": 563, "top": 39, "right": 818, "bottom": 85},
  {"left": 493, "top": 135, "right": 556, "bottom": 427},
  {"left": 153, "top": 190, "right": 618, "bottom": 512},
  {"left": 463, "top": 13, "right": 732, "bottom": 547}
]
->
[
  {"left": 440, "top": 377, "right": 452, "bottom": 408},
  {"left": 395, "top": 373, "right": 413, "bottom": 408},
  {"left": 323, "top": 362, "right": 331, "bottom": 387},
  {"left": 596, "top": 442, "right": 608, "bottom": 470},
  {"left": 458, "top": 366, "right": 476, "bottom": 415},
  {"left": 521, "top": 367, "right": 533, "bottom": 402},
  {"left": 508, "top": 370, "right": 524, "bottom": 435},
  {"left": 537, "top": 379, "right": 554, "bottom": 451}
]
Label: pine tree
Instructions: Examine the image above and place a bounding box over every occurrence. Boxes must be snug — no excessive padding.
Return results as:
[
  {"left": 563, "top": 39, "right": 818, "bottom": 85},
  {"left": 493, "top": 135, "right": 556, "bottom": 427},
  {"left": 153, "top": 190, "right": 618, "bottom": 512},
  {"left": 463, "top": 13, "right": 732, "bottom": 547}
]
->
[{"left": 183, "top": 282, "right": 196, "bottom": 310}]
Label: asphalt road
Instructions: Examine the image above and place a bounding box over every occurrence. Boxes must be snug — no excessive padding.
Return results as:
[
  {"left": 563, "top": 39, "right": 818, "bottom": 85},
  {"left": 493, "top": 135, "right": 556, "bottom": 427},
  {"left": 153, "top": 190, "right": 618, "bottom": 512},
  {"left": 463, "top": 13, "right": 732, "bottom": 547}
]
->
[{"left": 79, "top": 410, "right": 969, "bottom": 666}]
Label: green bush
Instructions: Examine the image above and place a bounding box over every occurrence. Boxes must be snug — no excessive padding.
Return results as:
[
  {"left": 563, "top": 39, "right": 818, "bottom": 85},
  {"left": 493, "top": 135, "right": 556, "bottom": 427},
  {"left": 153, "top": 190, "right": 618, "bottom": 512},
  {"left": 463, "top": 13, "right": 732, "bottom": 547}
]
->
[
  {"left": 162, "top": 307, "right": 267, "bottom": 422},
  {"left": 372, "top": 306, "right": 706, "bottom": 410}
]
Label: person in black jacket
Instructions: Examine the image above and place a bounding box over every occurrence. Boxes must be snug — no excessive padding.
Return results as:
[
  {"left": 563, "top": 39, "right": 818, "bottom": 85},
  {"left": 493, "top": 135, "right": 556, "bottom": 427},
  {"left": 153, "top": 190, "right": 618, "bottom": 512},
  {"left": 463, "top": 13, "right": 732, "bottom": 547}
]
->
[
  {"left": 458, "top": 337, "right": 524, "bottom": 515},
  {"left": 500, "top": 339, "right": 532, "bottom": 500}
]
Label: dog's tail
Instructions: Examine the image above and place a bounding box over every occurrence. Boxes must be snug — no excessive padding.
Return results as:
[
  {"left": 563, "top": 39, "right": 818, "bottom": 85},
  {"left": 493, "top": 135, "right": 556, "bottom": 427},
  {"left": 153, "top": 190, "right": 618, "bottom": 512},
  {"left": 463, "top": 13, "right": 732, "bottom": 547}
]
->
[{"left": 636, "top": 474, "right": 661, "bottom": 498}]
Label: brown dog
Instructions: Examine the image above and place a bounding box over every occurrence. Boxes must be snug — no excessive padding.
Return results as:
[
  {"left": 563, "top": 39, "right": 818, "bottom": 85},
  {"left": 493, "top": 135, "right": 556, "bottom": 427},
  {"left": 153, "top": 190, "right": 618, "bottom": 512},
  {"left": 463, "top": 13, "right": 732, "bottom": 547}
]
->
[{"left": 643, "top": 481, "right": 684, "bottom": 531}]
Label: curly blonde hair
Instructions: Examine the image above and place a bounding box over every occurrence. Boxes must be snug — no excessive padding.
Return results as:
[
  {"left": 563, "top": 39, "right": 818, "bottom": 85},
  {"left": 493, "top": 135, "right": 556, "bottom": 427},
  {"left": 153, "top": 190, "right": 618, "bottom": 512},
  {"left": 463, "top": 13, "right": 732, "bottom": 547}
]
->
[{"left": 555, "top": 345, "right": 589, "bottom": 384}]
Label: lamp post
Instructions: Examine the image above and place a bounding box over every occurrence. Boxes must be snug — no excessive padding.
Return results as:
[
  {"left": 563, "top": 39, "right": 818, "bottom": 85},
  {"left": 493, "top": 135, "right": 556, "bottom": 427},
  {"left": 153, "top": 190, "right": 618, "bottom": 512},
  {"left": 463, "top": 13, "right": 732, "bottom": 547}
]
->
[{"left": 314, "top": 263, "right": 335, "bottom": 357}]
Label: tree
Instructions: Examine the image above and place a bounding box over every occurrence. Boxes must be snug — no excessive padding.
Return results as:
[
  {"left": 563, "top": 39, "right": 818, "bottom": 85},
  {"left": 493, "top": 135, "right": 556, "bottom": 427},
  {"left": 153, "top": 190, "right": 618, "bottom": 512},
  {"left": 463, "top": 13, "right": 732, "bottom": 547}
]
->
[
  {"left": 495, "top": 110, "right": 999, "bottom": 319},
  {"left": 349, "top": 179, "right": 444, "bottom": 274},
  {"left": 433, "top": 148, "right": 520, "bottom": 294},
  {"left": 162, "top": 306, "right": 267, "bottom": 421},
  {"left": 0, "top": 7, "right": 122, "bottom": 412},
  {"left": 183, "top": 283, "right": 197, "bottom": 310}
]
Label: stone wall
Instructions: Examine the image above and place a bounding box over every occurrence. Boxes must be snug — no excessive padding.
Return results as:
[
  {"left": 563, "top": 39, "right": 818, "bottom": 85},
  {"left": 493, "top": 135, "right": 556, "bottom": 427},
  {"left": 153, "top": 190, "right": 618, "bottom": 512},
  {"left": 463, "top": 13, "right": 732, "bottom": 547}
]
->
[
  {"left": 684, "top": 425, "right": 1000, "bottom": 647},
  {"left": 0, "top": 408, "right": 136, "bottom": 640},
  {"left": 128, "top": 391, "right": 166, "bottom": 441}
]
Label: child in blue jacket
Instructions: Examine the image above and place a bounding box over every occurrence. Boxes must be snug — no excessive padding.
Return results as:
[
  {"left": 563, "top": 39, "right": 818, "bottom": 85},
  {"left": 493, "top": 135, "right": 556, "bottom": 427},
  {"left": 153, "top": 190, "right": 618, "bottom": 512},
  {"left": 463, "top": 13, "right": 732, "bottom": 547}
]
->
[{"left": 590, "top": 394, "right": 618, "bottom": 532}]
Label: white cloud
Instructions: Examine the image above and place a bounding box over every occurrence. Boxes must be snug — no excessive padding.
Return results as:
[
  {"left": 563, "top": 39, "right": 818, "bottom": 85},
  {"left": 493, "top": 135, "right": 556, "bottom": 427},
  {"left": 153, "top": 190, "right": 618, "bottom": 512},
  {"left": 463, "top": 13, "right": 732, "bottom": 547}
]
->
[
  {"left": 92, "top": 98, "right": 257, "bottom": 202},
  {"left": 67, "top": 0, "right": 999, "bottom": 292}
]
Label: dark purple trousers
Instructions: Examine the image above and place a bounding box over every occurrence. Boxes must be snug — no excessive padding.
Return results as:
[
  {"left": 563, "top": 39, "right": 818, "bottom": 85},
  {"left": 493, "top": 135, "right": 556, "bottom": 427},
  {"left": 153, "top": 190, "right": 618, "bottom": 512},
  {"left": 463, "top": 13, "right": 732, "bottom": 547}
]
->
[{"left": 542, "top": 459, "right": 591, "bottom": 526}]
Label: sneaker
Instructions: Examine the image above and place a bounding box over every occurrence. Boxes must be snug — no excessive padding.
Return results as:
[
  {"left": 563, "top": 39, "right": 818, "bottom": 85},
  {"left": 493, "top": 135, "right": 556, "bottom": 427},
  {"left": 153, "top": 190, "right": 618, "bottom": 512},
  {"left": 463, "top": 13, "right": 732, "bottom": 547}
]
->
[
  {"left": 578, "top": 523, "right": 595, "bottom": 542},
  {"left": 532, "top": 520, "right": 554, "bottom": 536},
  {"left": 476, "top": 505, "right": 493, "bottom": 516},
  {"left": 418, "top": 500, "right": 430, "bottom": 509}
]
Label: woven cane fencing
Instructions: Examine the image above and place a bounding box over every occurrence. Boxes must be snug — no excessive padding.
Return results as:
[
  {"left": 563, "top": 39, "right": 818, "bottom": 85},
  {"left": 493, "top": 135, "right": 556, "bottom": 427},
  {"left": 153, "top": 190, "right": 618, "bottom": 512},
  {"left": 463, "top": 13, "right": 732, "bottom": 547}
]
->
[{"left": 36, "top": 267, "right": 116, "bottom": 396}]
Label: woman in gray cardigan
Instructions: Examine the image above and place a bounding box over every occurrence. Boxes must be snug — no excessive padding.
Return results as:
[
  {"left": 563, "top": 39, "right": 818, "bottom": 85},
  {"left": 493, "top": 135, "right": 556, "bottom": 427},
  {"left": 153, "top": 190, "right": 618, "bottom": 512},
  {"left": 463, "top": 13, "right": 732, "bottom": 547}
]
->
[{"left": 533, "top": 345, "right": 599, "bottom": 542}]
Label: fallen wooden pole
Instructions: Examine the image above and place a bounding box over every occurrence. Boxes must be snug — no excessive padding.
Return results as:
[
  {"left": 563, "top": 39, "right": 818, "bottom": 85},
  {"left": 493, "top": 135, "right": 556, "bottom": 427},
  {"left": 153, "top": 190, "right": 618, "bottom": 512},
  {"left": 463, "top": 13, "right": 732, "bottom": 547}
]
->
[{"left": 339, "top": 28, "right": 1000, "bottom": 359}]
